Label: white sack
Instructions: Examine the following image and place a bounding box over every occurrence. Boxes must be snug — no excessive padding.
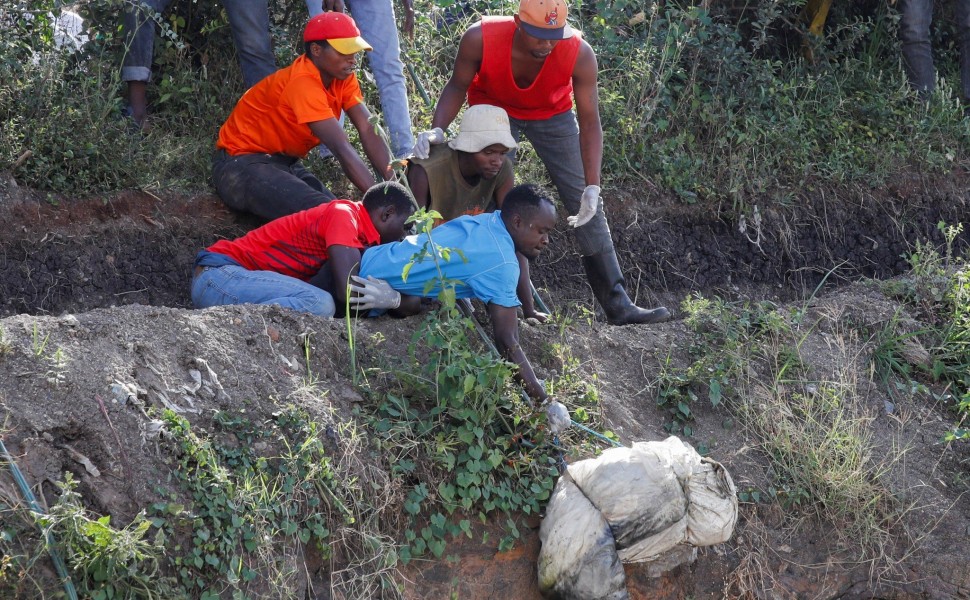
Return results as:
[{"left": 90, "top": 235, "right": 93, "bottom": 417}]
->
[
  {"left": 538, "top": 436, "right": 738, "bottom": 598},
  {"left": 685, "top": 457, "right": 738, "bottom": 546},
  {"left": 567, "top": 438, "right": 698, "bottom": 551},
  {"left": 538, "top": 475, "right": 628, "bottom": 600}
]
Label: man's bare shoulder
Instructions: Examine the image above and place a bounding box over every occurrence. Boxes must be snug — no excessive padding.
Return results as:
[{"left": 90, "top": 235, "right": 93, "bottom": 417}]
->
[
  {"left": 573, "top": 37, "right": 598, "bottom": 78},
  {"left": 461, "top": 21, "right": 485, "bottom": 45},
  {"left": 454, "top": 22, "right": 485, "bottom": 64}
]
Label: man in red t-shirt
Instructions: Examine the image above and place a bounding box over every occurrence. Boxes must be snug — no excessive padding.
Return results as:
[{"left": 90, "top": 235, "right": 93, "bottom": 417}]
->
[
  {"left": 213, "top": 13, "right": 393, "bottom": 221},
  {"left": 413, "top": 0, "right": 669, "bottom": 326},
  {"left": 192, "top": 182, "right": 415, "bottom": 317}
]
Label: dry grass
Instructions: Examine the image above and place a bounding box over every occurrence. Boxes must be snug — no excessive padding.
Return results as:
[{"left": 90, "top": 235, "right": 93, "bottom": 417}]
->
[
  {"left": 722, "top": 512, "right": 783, "bottom": 600},
  {"left": 702, "top": 295, "right": 921, "bottom": 590}
]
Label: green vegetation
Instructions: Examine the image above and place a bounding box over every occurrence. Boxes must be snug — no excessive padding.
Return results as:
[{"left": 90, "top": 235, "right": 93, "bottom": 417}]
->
[
  {"left": 2, "top": 0, "right": 969, "bottom": 595},
  {"left": 881, "top": 222, "right": 970, "bottom": 439},
  {"left": 29, "top": 324, "right": 68, "bottom": 387},
  {"left": 2, "top": 0, "right": 968, "bottom": 205},
  {"left": 150, "top": 408, "right": 344, "bottom": 598},
  {"left": 358, "top": 207, "right": 565, "bottom": 560},
  {"left": 653, "top": 293, "right": 902, "bottom": 555},
  {"left": 42, "top": 474, "right": 165, "bottom": 600},
  {"left": 367, "top": 309, "right": 560, "bottom": 558},
  {"left": 642, "top": 223, "right": 968, "bottom": 562},
  {"left": 600, "top": 1, "right": 967, "bottom": 204}
]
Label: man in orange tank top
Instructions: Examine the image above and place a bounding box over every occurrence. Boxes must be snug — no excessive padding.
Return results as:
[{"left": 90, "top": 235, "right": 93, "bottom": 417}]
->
[{"left": 413, "top": 0, "right": 670, "bottom": 326}]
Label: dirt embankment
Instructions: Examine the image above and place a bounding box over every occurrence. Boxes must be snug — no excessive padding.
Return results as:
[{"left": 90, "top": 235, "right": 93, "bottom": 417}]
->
[{"left": 1, "top": 173, "right": 969, "bottom": 598}]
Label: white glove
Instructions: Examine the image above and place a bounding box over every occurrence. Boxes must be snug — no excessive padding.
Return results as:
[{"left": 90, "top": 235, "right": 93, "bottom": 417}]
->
[
  {"left": 411, "top": 127, "right": 446, "bottom": 159},
  {"left": 347, "top": 275, "right": 401, "bottom": 310},
  {"left": 542, "top": 400, "right": 571, "bottom": 435},
  {"left": 567, "top": 185, "right": 600, "bottom": 228}
]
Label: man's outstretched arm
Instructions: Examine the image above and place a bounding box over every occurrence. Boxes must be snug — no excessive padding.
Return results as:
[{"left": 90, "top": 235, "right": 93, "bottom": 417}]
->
[
  {"left": 572, "top": 41, "right": 603, "bottom": 188},
  {"left": 346, "top": 274, "right": 423, "bottom": 316},
  {"left": 431, "top": 24, "right": 484, "bottom": 132},
  {"left": 326, "top": 245, "right": 364, "bottom": 308},
  {"left": 308, "top": 115, "right": 380, "bottom": 193},
  {"left": 488, "top": 302, "right": 547, "bottom": 403},
  {"left": 346, "top": 103, "right": 392, "bottom": 182}
]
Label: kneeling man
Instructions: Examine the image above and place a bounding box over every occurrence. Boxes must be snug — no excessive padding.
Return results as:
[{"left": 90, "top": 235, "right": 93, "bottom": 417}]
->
[
  {"left": 213, "top": 12, "right": 393, "bottom": 220},
  {"left": 192, "top": 182, "right": 415, "bottom": 317}
]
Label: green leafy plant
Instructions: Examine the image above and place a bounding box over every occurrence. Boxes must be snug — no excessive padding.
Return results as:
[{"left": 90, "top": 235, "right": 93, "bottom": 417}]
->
[
  {"left": 31, "top": 324, "right": 51, "bottom": 357},
  {"left": 891, "top": 222, "right": 970, "bottom": 439},
  {"left": 664, "top": 289, "right": 902, "bottom": 556},
  {"left": 361, "top": 208, "right": 562, "bottom": 561},
  {"left": 151, "top": 408, "right": 342, "bottom": 597},
  {"left": 45, "top": 346, "right": 69, "bottom": 388},
  {"left": 41, "top": 473, "right": 167, "bottom": 600},
  {"left": 28, "top": 325, "right": 68, "bottom": 387},
  {"left": 651, "top": 294, "right": 789, "bottom": 436}
]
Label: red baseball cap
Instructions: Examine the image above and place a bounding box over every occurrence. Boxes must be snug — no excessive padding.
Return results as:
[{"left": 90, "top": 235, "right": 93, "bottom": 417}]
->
[
  {"left": 518, "top": 0, "right": 573, "bottom": 40},
  {"left": 303, "top": 12, "right": 372, "bottom": 54}
]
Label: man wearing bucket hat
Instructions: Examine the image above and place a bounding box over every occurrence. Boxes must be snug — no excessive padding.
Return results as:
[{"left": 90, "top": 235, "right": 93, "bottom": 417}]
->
[
  {"left": 415, "top": 0, "right": 671, "bottom": 326},
  {"left": 409, "top": 104, "right": 517, "bottom": 221},
  {"left": 407, "top": 104, "right": 547, "bottom": 321},
  {"left": 212, "top": 13, "right": 393, "bottom": 221}
]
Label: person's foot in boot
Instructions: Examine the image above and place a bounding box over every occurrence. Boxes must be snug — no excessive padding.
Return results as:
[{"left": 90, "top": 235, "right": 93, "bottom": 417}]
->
[{"left": 581, "top": 251, "right": 671, "bottom": 326}]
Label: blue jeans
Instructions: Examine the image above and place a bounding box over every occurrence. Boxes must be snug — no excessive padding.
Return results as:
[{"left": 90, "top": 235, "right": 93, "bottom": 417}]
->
[
  {"left": 123, "top": 0, "right": 275, "bottom": 88},
  {"left": 508, "top": 110, "right": 614, "bottom": 256},
  {"left": 306, "top": 0, "right": 414, "bottom": 157},
  {"left": 899, "top": 0, "right": 970, "bottom": 101},
  {"left": 212, "top": 149, "right": 336, "bottom": 220},
  {"left": 121, "top": 0, "right": 173, "bottom": 83},
  {"left": 224, "top": 0, "right": 278, "bottom": 88},
  {"left": 192, "top": 264, "right": 336, "bottom": 317}
]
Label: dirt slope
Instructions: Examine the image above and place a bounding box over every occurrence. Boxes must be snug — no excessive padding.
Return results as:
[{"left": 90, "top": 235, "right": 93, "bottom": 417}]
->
[
  {"left": 0, "top": 177, "right": 969, "bottom": 598},
  {"left": 2, "top": 293, "right": 969, "bottom": 598}
]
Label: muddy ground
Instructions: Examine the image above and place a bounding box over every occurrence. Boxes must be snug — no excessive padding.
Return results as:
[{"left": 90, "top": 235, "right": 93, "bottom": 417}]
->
[{"left": 0, "top": 171, "right": 969, "bottom": 599}]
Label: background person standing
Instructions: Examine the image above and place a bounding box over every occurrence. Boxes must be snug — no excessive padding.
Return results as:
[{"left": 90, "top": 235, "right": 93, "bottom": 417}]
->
[
  {"left": 898, "top": 0, "right": 970, "bottom": 109},
  {"left": 306, "top": 0, "right": 415, "bottom": 158}
]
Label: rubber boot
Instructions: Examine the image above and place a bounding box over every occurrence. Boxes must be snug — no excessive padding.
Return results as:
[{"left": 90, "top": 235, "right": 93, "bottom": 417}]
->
[{"left": 581, "top": 251, "right": 671, "bottom": 326}]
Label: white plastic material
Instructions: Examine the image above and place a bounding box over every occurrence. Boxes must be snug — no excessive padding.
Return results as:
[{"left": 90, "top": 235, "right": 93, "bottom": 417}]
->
[
  {"left": 537, "top": 436, "right": 738, "bottom": 598},
  {"left": 538, "top": 476, "right": 627, "bottom": 599}
]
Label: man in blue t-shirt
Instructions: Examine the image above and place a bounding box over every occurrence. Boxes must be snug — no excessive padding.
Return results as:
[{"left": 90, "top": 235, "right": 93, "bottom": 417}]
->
[{"left": 350, "top": 183, "right": 569, "bottom": 431}]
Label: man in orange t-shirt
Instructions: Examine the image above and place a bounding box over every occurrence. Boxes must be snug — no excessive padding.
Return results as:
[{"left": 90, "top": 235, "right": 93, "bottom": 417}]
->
[{"left": 213, "top": 12, "right": 393, "bottom": 221}]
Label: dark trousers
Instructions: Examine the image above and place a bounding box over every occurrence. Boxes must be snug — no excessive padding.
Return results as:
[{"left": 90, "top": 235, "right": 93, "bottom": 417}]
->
[
  {"left": 212, "top": 149, "right": 336, "bottom": 221},
  {"left": 508, "top": 111, "right": 613, "bottom": 256},
  {"left": 899, "top": 0, "right": 970, "bottom": 101}
]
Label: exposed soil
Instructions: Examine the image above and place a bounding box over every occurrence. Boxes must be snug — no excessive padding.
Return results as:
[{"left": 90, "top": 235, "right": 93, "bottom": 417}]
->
[
  {"left": 1, "top": 171, "right": 969, "bottom": 599},
  {"left": 2, "top": 171, "right": 967, "bottom": 319}
]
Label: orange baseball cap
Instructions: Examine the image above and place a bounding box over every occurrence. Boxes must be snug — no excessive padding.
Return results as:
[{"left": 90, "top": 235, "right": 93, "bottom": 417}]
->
[
  {"left": 303, "top": 12, "right": 372, "bottom": 54},
  {"left": 517, "top": 0, "right": 573, "bottom": 40}
]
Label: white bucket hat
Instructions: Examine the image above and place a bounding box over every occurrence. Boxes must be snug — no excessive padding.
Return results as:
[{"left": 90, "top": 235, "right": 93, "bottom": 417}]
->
[{"left": 448, "top": 105, "right": 519, "bottom": 153}]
